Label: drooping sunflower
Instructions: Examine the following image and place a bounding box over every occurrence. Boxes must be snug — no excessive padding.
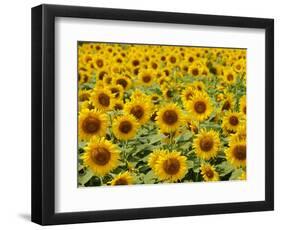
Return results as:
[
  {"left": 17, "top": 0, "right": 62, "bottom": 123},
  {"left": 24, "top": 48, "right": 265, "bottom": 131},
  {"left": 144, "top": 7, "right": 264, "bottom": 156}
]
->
[
  {"left": 222, "top": 111, "right": 244, "bottom": 133},
  {"left": 156, "top": 103, "right": 184, "bottom": 133},
  {"left": 239, "top": 95, "right": 246, "bottom": 115},
  {"left": 185, "top": 92, "right": 213, "bottom": 121},
  {"left": 79, "top": 109, "right": 108, "bottom": 140},
  {"left": 200, "top": 163, "right": 219, "bottom": 182},
  {"left": 82, "top": 136, "right": 120, "bottom": 176},
  {"left": 112, "top": 114, "right": 140, "bottom": 140},
  {"left": 154, "top": 151, "right": 187, "bottom": 182},
  {"left": 148, "top": 149, "right": 166, "bottom": 172},
  {"left": 110, "top": 171, "right": 134, "bottom": 186},
  {"left": 193, "top": 129, "right": 220, "bottom": 160},
  {"left": 124, "top": 99, "right": 152, "bottom": 125},
  {"left": 91, "top": 87, "right": 113, "bottom": 111},
  {"left": 225, "top": 139, "right": 246, "bottom": 168}
]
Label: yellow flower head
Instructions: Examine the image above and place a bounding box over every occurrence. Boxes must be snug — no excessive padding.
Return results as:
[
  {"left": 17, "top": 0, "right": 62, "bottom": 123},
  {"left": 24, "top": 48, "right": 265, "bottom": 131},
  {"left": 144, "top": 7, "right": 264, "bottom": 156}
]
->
[
  {"left": 112, "top": 114, "right": 140, "bottom": 140},
  {"left": 200, "top": 163, "right": 219, "bottom": 182},
  {"left": 156, "top": 103, "right": 184, "bottom": 133},
  {"left": 193, "top": 129, "right": 221, "bottom": 160},
  {"left": 186, "top": 91, "right": 213, "bottom": 121},
  {"left": 124, "top": 99, "right": 152, "bottom": 125},
  {"left": 82, "top": 136, "right": 120, "bottom": 176},
  {"left": 154, "top": 151, "right": 187, "bottom": 182},
  {"left": 225, "top": 139, "right": 246, "bottom": 168},
  {"left": 111, "top": 171, "right": 134, "bottom": 186},
  {"left": 91, "top": 87, "right": 113, "bottom": 111},
  {"left": 79, "top": 108, "right": 108, "bottom": 140}
]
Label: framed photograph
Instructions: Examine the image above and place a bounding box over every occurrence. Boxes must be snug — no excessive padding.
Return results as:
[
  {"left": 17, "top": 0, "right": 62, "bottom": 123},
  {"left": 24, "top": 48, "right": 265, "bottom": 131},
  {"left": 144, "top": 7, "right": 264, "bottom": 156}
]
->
[{"left": 31, "top": 4, "right": 274, "bottom": 225}]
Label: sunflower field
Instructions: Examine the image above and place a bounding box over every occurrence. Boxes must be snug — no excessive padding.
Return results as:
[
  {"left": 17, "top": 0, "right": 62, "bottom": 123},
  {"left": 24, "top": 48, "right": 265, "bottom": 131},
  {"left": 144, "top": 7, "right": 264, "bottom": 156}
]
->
[{"left": 78, "top": 42, "right": 247, "bottom": 187}]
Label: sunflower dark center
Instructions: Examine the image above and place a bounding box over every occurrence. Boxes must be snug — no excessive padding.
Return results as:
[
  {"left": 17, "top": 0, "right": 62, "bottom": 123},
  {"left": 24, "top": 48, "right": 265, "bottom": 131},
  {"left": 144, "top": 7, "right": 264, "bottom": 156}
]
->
[
  {"left": 82, "top": 116, "right": 100, "bottom": 134},
  {"left": 116, "top": 78, "right": 128, "bottom": 89},
  {"left": 96, "top": 59, "right": 104, "bottom": 68},
  {"left": 227, "top": 74, "right": 234, "bottom": 81},
  {"left": 222, "top": 101, "right": 231, "bottom": 111},
  {"left": 233, "top": 145, "right": 246, "bottom": 160},
  {"left": 163, "top": 158, "right": 180, "bottom": 175},
  {"left": 98, "top": 93, "right": 110, "bottom": 107},
  {"left": 114, "top": 103, "right": 123, "bottom": 110},
  {"left": 199, "top": 137, "right": 214, "bottom": 152},
  {"left": 151, "top": 62, "right": 158, "bottom": 69},
  {"left": 142, "top": 75, "right": 152, "bottom": 83},
  {"left": 162, "top": 110, "right": 178, "bottom": 125},
  {"left": 114, "top": 178, "right": 128, "bottom": 185},
  {"left": 243, "top": 106, "right": 247, "bottom": 114},
  {"left": 98, "top": 71, "right": 107, "bottom": 80},
  {"left": 229, "top": 115, "right": 239, "bottom": 126},
  {"left": 119, "top": 121, "right": 133, "bottom": 134},
  {"left": 130, "top": 105, "right": 144, "bottom": 119},
  {"left": 189, "top": 57, "right": 194, "bottom": 63},
  {"left": 194, "top": 101, "right": 207, "bottom": 114},
  {"left": 185, "top": 92, "right": 193, "bottom": 100},
  {"left": 110, "top": 88, "right": 120, "bottom": 98},
  {"left": 91, "top": 147, "right": 111, "bottom": 166},
  {"left": 205, "top": 169, "right": 214, "bottom": 178},
  {"left": 79, "top": 93, "right": 90, "bottom": 102},
  {"left": 192, "top": 68, "right": 199, "bottom": 76},
  {"left": 170, "top": 56, "right": 176, "bottom": 63},
  {"left": 132, "top": 60, "right": 140, "bottom": 67}
]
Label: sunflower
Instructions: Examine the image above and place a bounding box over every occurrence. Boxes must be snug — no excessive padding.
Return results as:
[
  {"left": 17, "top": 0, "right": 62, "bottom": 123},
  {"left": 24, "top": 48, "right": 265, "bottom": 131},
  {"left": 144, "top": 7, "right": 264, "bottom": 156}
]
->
[
  {"left": 82, "top": 136, "right": 120, "bottom": 176},
  {"left": 124, "top": 99, "right": 152, "bottom": 125},
  {"left": 112, "top": 114, "right": 140, "bottom": 140},
  {"left": 138, "top": 69, "right": 155, "bottom": 86},
  {"left": 156, "top": 103, "right": 184, "bottom": 133},
  {"left": 200, "top": 163, "right": 219, "bottom": 182},
  {"left": 154, "top": 151, "right": 187, "bottom": 182},
  {"left": 148, "top": 149, "right": 166, "bottom": 171},
  {"left": 78, "top": 89, "right": 91, "bottom": 102},
  {"left": 229, "top": 124, "right": 246, "bottom": 144},
  {"left": 188, "top": 64, "right": 202, "bottom": 77},
  {"left": 111, "top": 171, "right": 134, "bottom": 186},
  {"left": 181, "top": 86, "right": 196, "bottom": 104},
  {"left": 79, "top": 109, "right": 108, "bottom": 140},
  {"left": 225, "top": 139, "right": 246, "bottom": 168},
  {"left": 239, "top": 95, "right": 246, "bottom": 115},
  {"left": 222, "top": 111, "right": 244, "bottom": 133},
  {"left": 221, "top": 93, "right": 235, "bottom": 112},
  {"left": 113, "top": 100, "right": 124, "bottom": 111},
  {"left": 114, "top": 75, "right": 132, "bottom": 90},
  {"left": 185, "top": 92, "right": 213, "bottom": 121},
  {"left": 193, "top": 129, "right": 220, "bottom": 160},
  {"left": 108, "top": 84, "right": 124, "bottom": 100},
  {"left": 91, "top": 87, "right": 113, "bottom": 111},
  {"left": 223, "top": 68, "right": 236, "bottom": 85}
]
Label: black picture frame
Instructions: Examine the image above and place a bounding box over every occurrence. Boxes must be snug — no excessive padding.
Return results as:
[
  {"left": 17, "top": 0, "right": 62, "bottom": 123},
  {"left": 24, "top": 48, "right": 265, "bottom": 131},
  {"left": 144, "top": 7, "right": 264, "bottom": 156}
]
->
[{"left": 31, "top": 4, "right": 274, "bottom": 225}]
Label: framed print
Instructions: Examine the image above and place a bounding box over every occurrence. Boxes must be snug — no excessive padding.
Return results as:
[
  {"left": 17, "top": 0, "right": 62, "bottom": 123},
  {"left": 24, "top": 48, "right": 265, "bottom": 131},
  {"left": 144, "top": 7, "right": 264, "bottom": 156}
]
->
[{"left": 31, "top": 4, "right": 274, "bottom": 225}]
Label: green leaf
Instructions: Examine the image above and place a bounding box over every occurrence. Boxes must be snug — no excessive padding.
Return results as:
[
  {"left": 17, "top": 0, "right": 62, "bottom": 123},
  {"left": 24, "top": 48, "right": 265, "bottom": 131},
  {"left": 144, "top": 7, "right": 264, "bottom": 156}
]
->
[
  {"left": 143, "top": 170, "right": 156, "bottom": 184},
  {"left": 78, "top": 169, "right": 93, "bottom": 185},
  {"left": 187, "top": 160, "right": 194, "bottom": 169},
  {"left": 230, "top": 168, "right": 244, "bottom": 180}
]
